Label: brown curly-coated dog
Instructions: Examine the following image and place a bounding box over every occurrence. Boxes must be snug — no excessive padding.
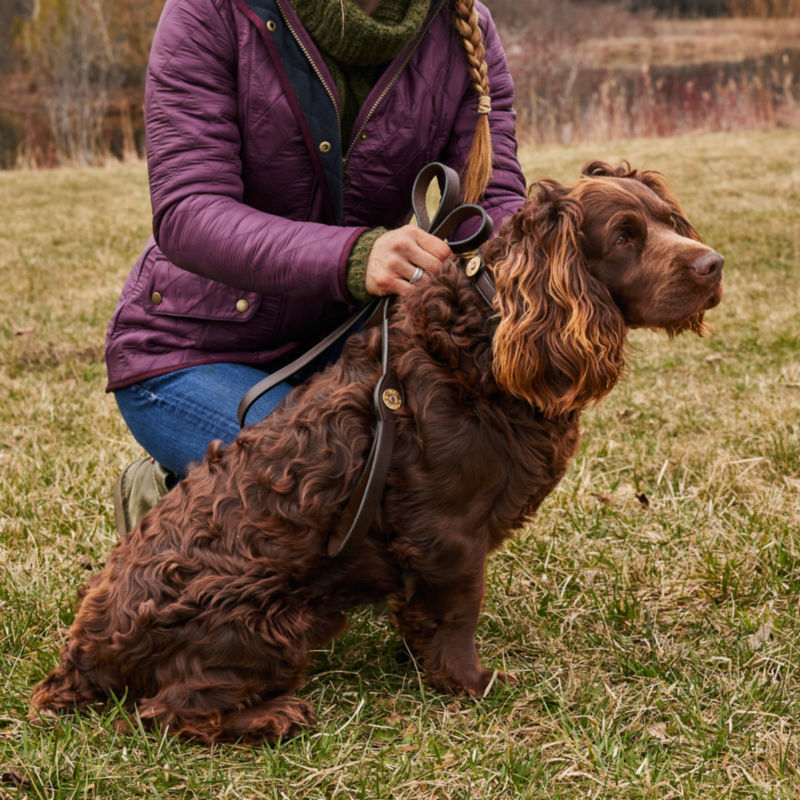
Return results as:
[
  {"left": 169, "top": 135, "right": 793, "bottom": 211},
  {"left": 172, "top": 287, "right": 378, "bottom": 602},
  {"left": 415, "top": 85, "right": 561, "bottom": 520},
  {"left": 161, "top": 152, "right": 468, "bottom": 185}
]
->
[{"left": 30, "top": 163, "right": 723, "bottom": 743}]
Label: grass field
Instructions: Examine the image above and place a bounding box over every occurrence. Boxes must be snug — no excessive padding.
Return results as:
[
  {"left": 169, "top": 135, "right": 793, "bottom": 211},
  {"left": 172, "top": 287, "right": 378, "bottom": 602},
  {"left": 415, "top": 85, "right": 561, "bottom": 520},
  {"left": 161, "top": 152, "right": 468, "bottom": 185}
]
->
[{"left": 1, "top": 129, "right": 799, "bottom": 799}]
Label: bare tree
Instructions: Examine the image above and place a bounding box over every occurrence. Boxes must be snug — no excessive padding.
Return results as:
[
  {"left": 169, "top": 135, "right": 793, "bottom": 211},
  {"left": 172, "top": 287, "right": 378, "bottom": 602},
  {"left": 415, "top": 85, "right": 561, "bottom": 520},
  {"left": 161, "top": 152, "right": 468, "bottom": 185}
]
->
[{"left": 19, "top": 0, "right": 119, "bottom": 164}]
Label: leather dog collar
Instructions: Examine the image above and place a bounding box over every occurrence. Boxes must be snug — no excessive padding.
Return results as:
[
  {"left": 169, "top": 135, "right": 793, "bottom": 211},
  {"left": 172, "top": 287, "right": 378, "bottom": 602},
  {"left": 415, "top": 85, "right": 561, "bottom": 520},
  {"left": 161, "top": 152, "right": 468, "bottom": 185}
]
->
[{"left": 462, "top": 251, "right": 496, "bottom": 309}]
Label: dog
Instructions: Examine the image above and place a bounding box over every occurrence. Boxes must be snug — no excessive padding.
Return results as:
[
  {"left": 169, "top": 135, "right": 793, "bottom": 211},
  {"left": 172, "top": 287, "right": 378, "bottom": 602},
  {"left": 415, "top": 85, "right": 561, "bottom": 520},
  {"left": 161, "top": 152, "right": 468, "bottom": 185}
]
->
[{"left": 30, "top": 162, "right": 723, "bottom": 743}]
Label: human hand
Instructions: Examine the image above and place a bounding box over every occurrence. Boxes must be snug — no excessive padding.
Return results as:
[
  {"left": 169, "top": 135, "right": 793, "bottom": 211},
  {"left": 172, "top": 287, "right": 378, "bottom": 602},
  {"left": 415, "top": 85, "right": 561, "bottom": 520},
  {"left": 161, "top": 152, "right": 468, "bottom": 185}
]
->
[{"left": 365, "top": 226, "right": 452, "bottom": 297}]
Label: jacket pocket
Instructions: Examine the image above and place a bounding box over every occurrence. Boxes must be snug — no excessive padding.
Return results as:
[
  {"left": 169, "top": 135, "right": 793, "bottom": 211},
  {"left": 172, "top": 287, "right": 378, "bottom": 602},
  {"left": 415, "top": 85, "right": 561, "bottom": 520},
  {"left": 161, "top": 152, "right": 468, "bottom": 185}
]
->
[{"left": 143, "top": 253, "right": 262, "bottom": 322}]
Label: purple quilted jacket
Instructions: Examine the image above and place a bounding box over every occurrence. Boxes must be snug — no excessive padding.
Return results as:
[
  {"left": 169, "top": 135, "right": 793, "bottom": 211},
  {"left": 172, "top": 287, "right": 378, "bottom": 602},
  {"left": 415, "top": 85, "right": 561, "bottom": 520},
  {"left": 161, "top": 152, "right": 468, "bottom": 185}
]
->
[{"left": 105, "top": 0, "right": 527, "bottom": 391}]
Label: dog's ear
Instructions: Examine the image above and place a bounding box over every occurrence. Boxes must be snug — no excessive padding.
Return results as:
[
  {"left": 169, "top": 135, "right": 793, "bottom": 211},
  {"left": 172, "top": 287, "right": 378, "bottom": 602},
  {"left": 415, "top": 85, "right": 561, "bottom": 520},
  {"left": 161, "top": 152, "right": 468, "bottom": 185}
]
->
[{"left": 489, "top": 179, "right": 627, "bottom": 416}]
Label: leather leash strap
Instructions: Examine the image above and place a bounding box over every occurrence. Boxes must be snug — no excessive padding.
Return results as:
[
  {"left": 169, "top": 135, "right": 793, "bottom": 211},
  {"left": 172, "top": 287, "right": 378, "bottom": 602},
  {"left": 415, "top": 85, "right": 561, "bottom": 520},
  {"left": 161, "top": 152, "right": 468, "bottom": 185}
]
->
[
  {"left": 326, "top": 295, "right": 397, "bottom": 557},
  {"left": 236, "top": 162, "right": 493, "bottom": 561},
  {"left": 238, "top": 298, "right": 379, "bottom": 428}
]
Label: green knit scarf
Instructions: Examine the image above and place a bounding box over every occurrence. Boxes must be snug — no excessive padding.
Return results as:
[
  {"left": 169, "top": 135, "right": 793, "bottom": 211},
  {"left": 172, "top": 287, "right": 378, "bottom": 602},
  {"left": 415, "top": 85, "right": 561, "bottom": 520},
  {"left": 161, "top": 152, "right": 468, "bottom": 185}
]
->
[
  {"left": 292, "top": 0, "right": 429, "bottom": 67},
  {"left": 293, "top": 0, "right": 430, "bottom": 143}
]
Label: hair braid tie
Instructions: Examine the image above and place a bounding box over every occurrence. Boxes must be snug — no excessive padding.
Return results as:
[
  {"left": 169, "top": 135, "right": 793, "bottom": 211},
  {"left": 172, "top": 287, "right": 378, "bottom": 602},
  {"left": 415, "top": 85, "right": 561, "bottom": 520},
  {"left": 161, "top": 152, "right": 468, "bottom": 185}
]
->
[{"left": 450, "top": 0, "right": 493, "bottom": 203}]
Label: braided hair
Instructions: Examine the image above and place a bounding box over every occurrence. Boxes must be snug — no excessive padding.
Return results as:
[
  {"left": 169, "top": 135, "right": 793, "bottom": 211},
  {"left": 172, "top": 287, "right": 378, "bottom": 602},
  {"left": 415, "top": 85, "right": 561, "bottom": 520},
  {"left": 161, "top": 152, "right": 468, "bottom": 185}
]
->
[{"left": 449, "top": 0, "right": 493, "bottom": 203}]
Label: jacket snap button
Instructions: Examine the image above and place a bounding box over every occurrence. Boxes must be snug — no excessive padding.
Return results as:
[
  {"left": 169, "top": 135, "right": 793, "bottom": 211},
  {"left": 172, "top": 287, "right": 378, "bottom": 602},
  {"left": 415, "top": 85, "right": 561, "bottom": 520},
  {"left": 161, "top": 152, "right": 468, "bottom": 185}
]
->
[
  {"left": 266, "top": 19, "right": 277, "bottom": 31},
  {"left": 319, "top": 141, "right": 332, "bottom": 154},
  {"left": 151, "top": 291, "right": 162, "bottom": 305},
  {"left": 236, "top": 299, "right": 249, "bottom": 313}
]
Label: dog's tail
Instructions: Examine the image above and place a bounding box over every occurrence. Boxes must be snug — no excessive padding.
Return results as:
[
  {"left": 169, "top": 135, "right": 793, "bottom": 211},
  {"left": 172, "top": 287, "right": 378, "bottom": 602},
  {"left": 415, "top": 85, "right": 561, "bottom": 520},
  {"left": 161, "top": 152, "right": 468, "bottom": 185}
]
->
[{"left": 29, "top": 643, "right": 105, "bottom": 721}]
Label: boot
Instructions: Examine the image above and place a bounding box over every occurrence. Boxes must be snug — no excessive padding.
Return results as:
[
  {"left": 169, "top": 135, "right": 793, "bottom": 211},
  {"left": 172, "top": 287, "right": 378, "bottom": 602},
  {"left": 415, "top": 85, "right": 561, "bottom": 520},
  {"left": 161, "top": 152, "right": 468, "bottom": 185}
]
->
[{"left": 113, "top": 457, "right": 176, "bottom": 536}]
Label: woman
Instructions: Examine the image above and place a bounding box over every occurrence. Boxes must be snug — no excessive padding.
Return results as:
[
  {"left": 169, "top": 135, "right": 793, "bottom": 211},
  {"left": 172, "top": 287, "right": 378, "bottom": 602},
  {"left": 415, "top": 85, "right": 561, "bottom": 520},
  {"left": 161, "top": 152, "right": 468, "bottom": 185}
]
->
[{"left": 107, "top": 0, "right": 527, "bottom": 533}]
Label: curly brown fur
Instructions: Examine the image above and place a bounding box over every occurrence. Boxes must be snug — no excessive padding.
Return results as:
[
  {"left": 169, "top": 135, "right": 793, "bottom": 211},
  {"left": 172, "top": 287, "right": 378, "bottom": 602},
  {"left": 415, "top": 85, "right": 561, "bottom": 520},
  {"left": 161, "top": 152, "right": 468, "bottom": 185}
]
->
[{"left": 30, "top": 163, "right": 723, "bottom": 744}]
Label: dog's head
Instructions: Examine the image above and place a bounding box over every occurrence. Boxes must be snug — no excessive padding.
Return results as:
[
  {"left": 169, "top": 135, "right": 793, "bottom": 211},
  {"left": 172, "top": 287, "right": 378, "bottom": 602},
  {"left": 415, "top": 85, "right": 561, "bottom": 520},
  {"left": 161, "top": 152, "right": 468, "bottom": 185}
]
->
[{"left": 487, "top": 161, "right": 724, "bottom": 416}]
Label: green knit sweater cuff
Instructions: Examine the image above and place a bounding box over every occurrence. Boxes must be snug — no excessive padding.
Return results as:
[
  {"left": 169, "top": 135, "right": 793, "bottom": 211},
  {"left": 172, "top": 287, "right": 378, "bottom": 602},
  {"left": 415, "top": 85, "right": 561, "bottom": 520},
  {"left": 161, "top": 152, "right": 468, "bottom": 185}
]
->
[{"left": 346, "top": 227, "right": 387, "bottom": 302}]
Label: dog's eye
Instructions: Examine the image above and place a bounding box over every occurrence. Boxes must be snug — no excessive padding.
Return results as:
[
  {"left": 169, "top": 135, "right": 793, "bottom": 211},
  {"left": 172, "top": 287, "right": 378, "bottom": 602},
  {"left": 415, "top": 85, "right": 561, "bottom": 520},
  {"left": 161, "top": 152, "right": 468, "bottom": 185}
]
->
[{"left": 614, "top": 233, "right": 629, "bottom": 246}]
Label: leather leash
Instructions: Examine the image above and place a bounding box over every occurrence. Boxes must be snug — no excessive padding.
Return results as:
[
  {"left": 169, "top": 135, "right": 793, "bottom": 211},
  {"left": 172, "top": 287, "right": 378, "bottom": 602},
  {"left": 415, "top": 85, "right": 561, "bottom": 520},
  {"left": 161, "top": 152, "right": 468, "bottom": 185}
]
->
[
  {"left": 238, "top": 298, "right": 380, "bottom": 428},
  {"left": 236, "top": 162, "right": 494, "bottom": 560}
]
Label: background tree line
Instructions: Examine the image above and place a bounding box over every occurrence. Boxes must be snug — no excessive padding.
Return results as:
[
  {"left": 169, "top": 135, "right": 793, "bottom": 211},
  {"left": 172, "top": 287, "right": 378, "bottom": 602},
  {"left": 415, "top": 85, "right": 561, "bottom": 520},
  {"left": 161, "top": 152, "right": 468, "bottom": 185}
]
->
[
  {"left": 1, "top": 0, "right": 161, "bottom": 166},
  {"left": 1, "top": 0, "right": 798, "bottom": 167}
]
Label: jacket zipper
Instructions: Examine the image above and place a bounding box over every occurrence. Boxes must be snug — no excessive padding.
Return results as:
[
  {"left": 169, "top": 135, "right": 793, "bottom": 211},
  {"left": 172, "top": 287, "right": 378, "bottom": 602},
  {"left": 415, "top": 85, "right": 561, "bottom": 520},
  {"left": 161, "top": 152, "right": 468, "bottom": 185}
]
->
[
  {"left": 273, "top": 0, "right": 342, "bottom": 132},
  {"left": 343, "top": 0, "right": 447, "bottom": 168}
]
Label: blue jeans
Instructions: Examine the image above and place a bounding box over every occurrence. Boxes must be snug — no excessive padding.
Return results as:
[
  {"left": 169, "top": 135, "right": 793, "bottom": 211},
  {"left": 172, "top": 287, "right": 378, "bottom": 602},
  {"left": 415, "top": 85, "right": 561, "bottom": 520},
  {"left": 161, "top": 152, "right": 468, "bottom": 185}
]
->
[{"left": 115, "top": 362, "right": 300, "bottom": 476}]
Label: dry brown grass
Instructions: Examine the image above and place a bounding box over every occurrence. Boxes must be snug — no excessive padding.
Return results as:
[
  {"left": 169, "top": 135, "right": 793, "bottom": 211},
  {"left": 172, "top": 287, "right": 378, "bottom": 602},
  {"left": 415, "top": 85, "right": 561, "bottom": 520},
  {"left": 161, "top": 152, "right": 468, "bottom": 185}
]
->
[{"left": 1, "top": 130, "right": 799, "bottom": 799}]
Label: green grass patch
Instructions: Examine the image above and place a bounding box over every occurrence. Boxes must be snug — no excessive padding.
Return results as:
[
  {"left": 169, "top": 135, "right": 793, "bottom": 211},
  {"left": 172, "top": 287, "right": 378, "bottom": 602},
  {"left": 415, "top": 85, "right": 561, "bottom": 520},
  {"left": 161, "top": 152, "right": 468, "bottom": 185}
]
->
[{"left": 1, "top": 130, "right": 799, "bottom": 798}]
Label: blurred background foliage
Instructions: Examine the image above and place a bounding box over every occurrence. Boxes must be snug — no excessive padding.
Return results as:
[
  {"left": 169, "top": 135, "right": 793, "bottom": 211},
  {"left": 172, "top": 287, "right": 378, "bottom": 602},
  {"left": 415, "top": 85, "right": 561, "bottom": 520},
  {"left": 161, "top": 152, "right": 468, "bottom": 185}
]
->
[{"left": 0, "top": 0, "right": 798, "bottom": 167}]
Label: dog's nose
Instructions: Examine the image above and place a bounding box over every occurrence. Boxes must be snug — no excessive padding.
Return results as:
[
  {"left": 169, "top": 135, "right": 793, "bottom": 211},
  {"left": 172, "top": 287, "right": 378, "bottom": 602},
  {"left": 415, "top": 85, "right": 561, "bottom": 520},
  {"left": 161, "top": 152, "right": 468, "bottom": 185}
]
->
[{"left": 692, "top": 251, "right": 724, "bottom": 277}]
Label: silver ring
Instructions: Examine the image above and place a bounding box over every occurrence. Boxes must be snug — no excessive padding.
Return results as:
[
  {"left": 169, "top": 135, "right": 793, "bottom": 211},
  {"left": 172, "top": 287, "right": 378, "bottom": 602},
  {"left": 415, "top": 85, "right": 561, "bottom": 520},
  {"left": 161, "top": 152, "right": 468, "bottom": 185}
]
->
[{"left": 410, "top": 266, "right": 424, "bottom": 285}]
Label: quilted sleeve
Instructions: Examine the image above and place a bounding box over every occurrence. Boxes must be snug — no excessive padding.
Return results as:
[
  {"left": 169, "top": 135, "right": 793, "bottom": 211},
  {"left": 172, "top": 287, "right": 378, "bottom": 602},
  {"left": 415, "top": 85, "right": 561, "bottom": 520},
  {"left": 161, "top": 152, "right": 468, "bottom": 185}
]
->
[{"left": 145, "top": 0, "right": 364, "bottom": 302}]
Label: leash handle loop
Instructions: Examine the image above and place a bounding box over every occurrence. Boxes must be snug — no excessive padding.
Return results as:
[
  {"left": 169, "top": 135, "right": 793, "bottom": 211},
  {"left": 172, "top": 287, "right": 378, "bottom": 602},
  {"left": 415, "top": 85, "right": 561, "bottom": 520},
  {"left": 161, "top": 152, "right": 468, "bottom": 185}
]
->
[{"left": 411, "top": 162, "right": 493, "bottom": 254}]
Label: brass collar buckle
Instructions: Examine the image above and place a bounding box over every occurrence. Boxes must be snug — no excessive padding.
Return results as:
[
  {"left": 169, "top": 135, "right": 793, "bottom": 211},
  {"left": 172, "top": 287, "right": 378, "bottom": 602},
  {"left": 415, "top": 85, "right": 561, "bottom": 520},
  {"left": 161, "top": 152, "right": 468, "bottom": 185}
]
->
[{"left": 461, "top": 251, "right": 497, "bottom": 308}]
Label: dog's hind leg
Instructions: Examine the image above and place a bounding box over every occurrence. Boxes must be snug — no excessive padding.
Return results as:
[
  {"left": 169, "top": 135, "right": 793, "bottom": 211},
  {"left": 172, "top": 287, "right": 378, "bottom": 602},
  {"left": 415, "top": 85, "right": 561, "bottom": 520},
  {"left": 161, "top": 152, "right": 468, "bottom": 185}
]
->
[
  {"left": 134, "top": 680, "right": 315, "bottom": 745},
  {"left": 307, "top": 610, "right": 348, "bottom": 648},
  {"left": 131, "top": 630, "right": 316, "bottom": 744},
  {"left": 216, "top": 695, "right": 315, "bottom": 743}
]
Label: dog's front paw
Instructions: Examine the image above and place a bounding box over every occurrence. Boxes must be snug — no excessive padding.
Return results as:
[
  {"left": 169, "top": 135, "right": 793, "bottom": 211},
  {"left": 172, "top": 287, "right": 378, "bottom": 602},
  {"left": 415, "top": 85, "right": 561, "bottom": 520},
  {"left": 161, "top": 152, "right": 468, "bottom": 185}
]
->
[{"left": 430, "top": 666, "right": 514, "bottom": 697}]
